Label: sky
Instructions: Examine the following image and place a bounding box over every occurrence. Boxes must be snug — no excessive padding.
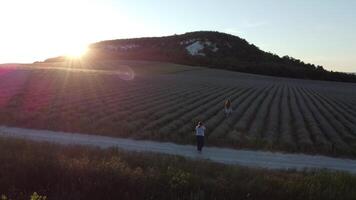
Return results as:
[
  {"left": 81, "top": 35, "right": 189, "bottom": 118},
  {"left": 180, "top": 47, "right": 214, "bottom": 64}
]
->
[{"left": 0, "top": 0, "right": 355, "bottom": 72}]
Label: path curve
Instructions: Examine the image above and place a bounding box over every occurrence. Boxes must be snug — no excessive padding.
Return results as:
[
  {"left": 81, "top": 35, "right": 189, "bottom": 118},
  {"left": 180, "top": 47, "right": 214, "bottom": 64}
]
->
[{"left": 1, "top": 126, "right": 356, "bottom": 174}]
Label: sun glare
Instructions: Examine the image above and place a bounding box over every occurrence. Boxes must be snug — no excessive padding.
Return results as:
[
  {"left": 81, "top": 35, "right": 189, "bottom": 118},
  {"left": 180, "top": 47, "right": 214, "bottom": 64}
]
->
[
  {"left": 0, "top": 0, "right": 151, "bottom": 64},
  {"left": 65, "top": 45, "right": 89, "bottom": 59}
]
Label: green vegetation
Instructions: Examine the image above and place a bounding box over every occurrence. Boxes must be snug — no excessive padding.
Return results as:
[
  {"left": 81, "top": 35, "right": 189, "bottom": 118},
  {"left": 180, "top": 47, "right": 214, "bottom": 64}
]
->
[
  {"left": 0, "top": 137, "right": 356, "bottom": 200},
  {"left": 1, "top": 192, "right": 46, "bottom": 200},
  {"left": 82, "top": 31, "right": 356, "bottom": 82}
]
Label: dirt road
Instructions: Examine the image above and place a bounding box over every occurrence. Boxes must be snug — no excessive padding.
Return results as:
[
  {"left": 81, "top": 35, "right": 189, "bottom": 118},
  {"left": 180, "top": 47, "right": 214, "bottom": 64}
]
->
[{"left": 1, "top": 126, "right": 356, "bottom": 174}]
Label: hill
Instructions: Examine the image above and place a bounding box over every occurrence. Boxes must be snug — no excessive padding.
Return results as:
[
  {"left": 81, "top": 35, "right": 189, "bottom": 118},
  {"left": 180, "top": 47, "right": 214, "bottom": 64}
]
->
[{"left": 53, "top": 31, "right": 356, "bottom": 82}]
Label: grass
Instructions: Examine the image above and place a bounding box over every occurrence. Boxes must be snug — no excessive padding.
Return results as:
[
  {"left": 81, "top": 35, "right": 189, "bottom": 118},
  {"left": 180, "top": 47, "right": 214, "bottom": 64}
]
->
[{"left": 0, "top": 137, "right": 356, "bottom": 200}]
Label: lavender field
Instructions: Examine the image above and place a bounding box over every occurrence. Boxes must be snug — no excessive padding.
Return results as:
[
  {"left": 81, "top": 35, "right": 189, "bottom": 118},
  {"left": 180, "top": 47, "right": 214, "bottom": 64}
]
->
[{"left": 1, "top": 61, "right": 356, "bottom": 157}]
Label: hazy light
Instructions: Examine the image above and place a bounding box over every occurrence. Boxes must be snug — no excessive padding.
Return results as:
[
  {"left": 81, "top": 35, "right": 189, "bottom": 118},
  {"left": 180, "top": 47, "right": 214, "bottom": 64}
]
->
[
  {"left": 0, "top": 0, "right": 355, "bottom": 72},
  {"left": 0, "top": 0, "right": 142, "bottom": 63},
  {"left": 65, "top": 45, "right": 89, "bottom": 59}
]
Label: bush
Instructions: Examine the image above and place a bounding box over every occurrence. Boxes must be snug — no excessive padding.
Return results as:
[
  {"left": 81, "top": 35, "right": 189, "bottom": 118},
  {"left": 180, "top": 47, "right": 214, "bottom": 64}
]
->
[{"left": 1, "top": 138, "right": 356, "bottom": 200}]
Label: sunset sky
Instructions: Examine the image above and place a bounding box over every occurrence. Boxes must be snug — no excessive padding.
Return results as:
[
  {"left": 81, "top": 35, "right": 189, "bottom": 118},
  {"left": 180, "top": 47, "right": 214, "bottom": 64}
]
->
[{"left": 0, "top": 0, "right": 355, "bottom": 72}]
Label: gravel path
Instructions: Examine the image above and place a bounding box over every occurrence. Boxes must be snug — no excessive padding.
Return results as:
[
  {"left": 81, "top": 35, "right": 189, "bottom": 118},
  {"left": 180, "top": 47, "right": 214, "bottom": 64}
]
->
[{"left": 1, "top": 126, "right": 356, "bottom": 174}]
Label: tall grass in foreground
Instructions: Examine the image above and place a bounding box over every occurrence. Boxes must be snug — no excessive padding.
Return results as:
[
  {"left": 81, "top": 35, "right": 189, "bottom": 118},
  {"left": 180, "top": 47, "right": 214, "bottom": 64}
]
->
[{"left": 0, "top": 138, "right": 355, "bottom": 200}]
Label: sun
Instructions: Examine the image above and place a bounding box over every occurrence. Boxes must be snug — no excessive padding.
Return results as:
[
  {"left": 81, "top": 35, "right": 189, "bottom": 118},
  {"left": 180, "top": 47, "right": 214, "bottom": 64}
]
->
[{"left": 65, "top": 45, "right": 89, "bottom": 59}]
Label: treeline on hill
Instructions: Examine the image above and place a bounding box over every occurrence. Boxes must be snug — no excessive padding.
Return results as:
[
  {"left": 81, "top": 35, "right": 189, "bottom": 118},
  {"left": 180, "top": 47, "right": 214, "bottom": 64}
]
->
[
  {"left": 44, "top": 31, "right": 356, "bottom": 82},
  {"left": 1, "top": 138, "right": 356, "bottom": 200},
  {"left": 55, "top": 31, "right": 355, "bottom": 83}
]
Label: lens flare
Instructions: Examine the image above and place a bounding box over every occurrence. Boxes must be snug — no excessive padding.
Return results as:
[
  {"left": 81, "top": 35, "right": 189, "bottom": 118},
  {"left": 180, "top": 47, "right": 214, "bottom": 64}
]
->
[
  {"left": 117, "top": 65, "right": 135, "bottom": 80},
  {"left": 65, "top": 45, "right": 88, "bottom": 59}
]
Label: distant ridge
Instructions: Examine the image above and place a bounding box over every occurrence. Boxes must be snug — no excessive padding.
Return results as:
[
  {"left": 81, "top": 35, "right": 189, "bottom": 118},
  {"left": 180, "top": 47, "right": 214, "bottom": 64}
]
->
[{"left": 46, "top": 31, "right": 356, "bottom": 82}]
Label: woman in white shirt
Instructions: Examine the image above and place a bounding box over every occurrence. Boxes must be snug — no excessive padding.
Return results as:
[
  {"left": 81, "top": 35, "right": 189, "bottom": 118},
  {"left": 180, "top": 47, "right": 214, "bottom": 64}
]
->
[{"left": 195, "top": 121, "right": 206, "bottom": 153}]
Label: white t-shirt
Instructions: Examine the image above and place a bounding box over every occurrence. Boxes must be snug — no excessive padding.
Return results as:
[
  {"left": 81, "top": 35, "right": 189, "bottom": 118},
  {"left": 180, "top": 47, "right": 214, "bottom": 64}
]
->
[
  {"left": 195, "top": 126, "right": 206, "bottom": 136},
  {"left": 224, "top": 107, "right": 233, "bottom": 114}
]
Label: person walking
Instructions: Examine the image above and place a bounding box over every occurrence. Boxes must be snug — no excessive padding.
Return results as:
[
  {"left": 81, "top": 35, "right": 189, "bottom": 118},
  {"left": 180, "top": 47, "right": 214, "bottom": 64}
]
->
[
  {"left": 224, "top": 99, "right": 233, "bottom": 117},
  {"left": 195, "top": 121, "right": 206, "bottom": 153}
]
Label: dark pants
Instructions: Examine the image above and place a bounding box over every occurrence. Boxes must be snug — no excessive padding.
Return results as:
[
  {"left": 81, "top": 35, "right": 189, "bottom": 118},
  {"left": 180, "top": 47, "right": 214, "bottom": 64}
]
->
[{"left": 196, "top": 136, "right": 204, "bottom": 151}]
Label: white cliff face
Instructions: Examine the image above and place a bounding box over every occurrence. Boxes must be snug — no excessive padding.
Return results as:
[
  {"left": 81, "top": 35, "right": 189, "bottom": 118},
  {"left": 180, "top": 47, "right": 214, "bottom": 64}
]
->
[
  {"left": 186, "top": 41, "right": 206, "bottom": 56},
  {"left": 183, "top": 39, "right": 219, "bottom": 56}
]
